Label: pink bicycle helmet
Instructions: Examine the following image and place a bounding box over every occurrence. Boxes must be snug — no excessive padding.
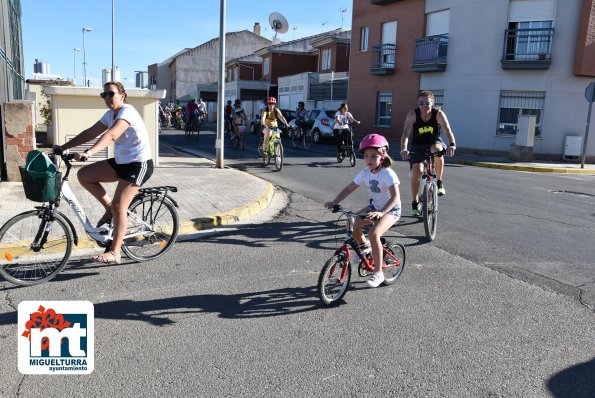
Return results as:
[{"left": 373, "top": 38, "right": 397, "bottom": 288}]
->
[{"left": 359, "top": 134, "right": 389, "bottom": 158}]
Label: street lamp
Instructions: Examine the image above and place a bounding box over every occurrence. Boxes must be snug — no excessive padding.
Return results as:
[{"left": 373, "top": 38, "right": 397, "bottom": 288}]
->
[
  {"left": 73, "top": 48, "right": 80, "bottom": 86},
  {"left": 82, "top": 27, "right": 92, "bottom": 87}
]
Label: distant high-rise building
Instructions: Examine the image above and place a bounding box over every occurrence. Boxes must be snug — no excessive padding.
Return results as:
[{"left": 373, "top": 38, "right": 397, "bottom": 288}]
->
[{"left": 102, "top": 67, "right": 121, "bottom": 85}]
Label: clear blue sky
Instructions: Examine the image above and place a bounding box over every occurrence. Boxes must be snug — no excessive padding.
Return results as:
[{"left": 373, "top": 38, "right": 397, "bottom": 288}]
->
[{"left": 21, "top": 0, "right": 353, "bottom": 87}]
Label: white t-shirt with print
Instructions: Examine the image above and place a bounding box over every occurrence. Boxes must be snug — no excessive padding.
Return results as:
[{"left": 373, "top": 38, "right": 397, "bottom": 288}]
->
[
  {"left": 353, "top": 167, "right": 400, "bottom": 210},
  {"left": 333, "top": 111, "right": 353, "bottom": 130},
  {"left": 100, "top": 104, "right": 152, "bottom": 164}
]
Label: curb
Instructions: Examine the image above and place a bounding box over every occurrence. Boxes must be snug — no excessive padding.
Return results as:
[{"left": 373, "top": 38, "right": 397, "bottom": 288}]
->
[
  {"left": 178, "top": 182, "right": 275, "bottom": 235},
  {"left": 455, "top": 161, "right": 595, "bottom": 175}
]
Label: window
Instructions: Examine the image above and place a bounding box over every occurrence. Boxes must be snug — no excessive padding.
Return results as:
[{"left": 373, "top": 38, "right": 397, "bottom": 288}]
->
[
  {"left": 497, "top": 91, "right": 545, "bottom": 136},
  {"left": 506, "top": 20, "right": 553, "bottom": 60},
  {"left": 322, "top": 49, "right": 331, "bottom": 70},
  {"left": 426, "top": 9, "right": 450, "bottom": 36},
  {"left": 381, "top": 21, "right": 397, "bottom": 66},
  {"left": 360, "top": 26, "right": 369, "bottom": 52},
  {"left": 376, "top": 91, "right": 392, "bottom": 127},
  {"left": 422, "top": 89, "right": 444, "bottom": 109},
  {"left": 263, "top": 58, "right": 270, "bottom": 76}
]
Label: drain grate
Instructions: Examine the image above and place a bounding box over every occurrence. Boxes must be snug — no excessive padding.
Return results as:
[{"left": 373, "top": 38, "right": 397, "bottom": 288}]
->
[{"left": 549, "top": 190, "right": 594, "bottom": 197}]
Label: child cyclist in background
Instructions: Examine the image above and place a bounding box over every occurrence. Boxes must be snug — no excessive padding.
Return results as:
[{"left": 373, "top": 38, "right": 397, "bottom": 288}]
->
[{"left": 325, "top": 134, "right": 401, "bottom": 288}]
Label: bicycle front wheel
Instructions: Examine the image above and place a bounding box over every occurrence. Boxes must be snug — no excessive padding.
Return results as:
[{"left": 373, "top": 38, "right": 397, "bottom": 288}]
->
[
  {"left": 274, "top": 140, "right": 283, "bottom": 171},
  {"left": 317, "top": 253, "right": 351, "bottom": 306},
  {"left": 304, "top": 129, "right": 313, "bottom": 150},
  {"left": 291, "top": 127, "right": 299, "bottom": 148},
  {"left": 121, "top": 196, "right": 179, "bottom": 261},
  {"left": 422, "top": 183, "right": 438, "bottom": 241},
  {"left": 0, "top": 210, "right": 72, "bottom": 286},
  {"left": 382, "top": 242, "right": 405, "bottom": 285},
  {"left": 349, "top": 149, "right": 356, "bottom": 167}
]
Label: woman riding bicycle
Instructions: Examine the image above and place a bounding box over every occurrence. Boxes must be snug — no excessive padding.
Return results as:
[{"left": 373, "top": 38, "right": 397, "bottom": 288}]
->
[
  {"left": 325, "top": 134, "right": 401, "bottom": 288},
  {"left": 231, "top": 104, "right": 248, "bottom": 145},
  {"left": 260, "top": 97, "right": 288, "bottom": 155},
  {"left": 333, "top": 103, "right": 360, "bottom": 161},
  {"left": 54, "top": 81, "right": 154, "bottom": 264},
  {"left": 294, "top": 101, "right": 307, "bottom": 138}
]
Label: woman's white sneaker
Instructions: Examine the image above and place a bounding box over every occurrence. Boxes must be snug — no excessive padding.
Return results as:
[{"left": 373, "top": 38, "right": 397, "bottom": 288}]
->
[{"left": 366, "top": 272, "right": 385, "bottom": 288}]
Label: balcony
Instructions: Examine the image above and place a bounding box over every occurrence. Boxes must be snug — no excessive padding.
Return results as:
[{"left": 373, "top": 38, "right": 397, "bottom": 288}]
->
[
  {"left": 370, "top": 0, "right": 401, "bottom": 4},
  {"left": 370, "top": 44, "right": 396, "bottom": 75},
  {"left": 501, "top": 28, "right": 554, "bottom": 70},
  {"left": 411, "top": 35, "right": 448, "bottom": 72}
]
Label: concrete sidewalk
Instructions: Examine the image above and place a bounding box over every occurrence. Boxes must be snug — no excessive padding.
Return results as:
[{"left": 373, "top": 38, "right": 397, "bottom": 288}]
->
[{"left": 0, "top": 144, "right": 274, "bottom": 239}]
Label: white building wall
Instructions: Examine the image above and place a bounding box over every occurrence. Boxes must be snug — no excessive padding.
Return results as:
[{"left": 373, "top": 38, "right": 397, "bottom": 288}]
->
[{"left": 421, "top": 0, "right": 594, "bottom": 157}]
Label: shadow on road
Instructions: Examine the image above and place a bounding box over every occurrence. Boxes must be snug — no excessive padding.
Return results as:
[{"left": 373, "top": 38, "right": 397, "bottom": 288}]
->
[
  {"left": 0, "top": 286, "right": 324, "bottom": 327},
  {"left": 547, "top": 357, "right": 595, "bottom": 398}
]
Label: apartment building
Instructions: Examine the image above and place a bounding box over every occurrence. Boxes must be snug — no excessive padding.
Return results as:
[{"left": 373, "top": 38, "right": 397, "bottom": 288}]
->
[{"left": 350, "top": 0, "right": 595, "bottom": 159}]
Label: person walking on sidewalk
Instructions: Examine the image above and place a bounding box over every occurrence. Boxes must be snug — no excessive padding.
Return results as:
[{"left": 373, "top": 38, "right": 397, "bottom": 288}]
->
[
  {"left": 400, "top": 90, "right": 456, "bottom": 216},
  {"left": 53, "top": 81, "right": 154, "bottom": 264}
]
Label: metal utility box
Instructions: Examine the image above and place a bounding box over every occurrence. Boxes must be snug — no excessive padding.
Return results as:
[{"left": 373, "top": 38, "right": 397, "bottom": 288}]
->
[{"left": 563, "top": 135, "right": 582, "bottom": 160}]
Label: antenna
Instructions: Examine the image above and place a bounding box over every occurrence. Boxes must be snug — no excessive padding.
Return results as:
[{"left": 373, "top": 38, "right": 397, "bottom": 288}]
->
[
  {"left": 292, "top": 26, "right": 298, "bottom": 40},
  {"left": 340, "top": 8, "right": 347, "bottom": 29},
  {"left": 269, "top": 12, "right": 289, "bottom": 43},
  {"left": 322, "top": 21, "right": 329, "bottom": 33}
]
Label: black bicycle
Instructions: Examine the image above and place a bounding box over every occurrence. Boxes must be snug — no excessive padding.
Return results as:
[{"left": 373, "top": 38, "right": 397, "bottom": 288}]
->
[
  {"left": 336, "top": 122, "right": 359, "bottom": 167},
  {"left": 410, "top": 148, "right": 446, "bottom": 241}
]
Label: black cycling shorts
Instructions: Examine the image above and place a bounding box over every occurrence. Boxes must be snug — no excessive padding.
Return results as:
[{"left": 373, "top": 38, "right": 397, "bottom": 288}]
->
[
  {"left": 107, "top": 158, "right": 154, "bottom": 186},
  {"left": 409, "top": 138, "right": 445, "bottom": 165}
]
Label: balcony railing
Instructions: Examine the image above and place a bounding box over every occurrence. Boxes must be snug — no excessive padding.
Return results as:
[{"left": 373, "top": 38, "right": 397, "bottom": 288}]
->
[
  {"left": 370, "top": 44, "right": 396, "bottom": 75},
  {"left": 501, "top": 28, "right": 554, "bottom": 70},
  {"left": 370, "top": 0, "right": 401, "bottom": 4},
  {"left": 411, "top": 35, "right": 448, "bottom": 72}
]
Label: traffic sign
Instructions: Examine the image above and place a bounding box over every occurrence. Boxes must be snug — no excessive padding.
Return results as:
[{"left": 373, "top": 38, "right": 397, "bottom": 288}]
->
[{"left": 586, "top": 82, "right": 595, "bottom": 102}]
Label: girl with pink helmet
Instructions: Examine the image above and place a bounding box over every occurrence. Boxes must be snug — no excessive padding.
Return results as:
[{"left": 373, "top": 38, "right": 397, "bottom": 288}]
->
[{"left": 325, "top": 133, "right": 402, "bottom": 288}]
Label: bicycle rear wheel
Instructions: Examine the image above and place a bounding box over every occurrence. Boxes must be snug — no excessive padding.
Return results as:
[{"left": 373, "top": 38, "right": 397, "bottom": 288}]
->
[
  {"left": 121, "top": 196, "right": 179, "bottom": 261},
  {"left": 304, "top": 129, "right": 313, "bottom": 150},
  {"left": 382, "top": 242, "right": 405, "bottom": 285},
  {"left": 274, "top": 141, "right": 283, "bottom": 171},
  {"left": 317, "top": 253, "right": 351, "bottom": 306},
  {"left": 0, "top": 210, "right": 72, "bottom": 286},
  {"left": 422, "top": 183, "right": 438, "bottom": 241}
]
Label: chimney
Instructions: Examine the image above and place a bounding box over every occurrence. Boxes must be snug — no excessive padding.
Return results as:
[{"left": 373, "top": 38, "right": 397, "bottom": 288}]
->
[{"left": 254, "top": 22, "right": 261, "bottom": 36}]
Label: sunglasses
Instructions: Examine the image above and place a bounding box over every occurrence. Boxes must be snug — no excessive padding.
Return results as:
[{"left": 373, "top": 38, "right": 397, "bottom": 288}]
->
[
  {"left": 418, "top": 101, "right": 432, "bottom": 106},
  {"left": 100, "top": 90, "right": 118, "bottom": 99}
]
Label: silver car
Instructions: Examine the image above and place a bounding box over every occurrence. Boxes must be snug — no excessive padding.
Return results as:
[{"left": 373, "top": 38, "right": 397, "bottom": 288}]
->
[{"left": 288, "top": 108, "right": 336, "bottom": 144}]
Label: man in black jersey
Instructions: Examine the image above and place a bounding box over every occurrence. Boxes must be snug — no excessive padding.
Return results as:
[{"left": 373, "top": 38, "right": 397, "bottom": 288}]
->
[{"left": 400, "top": 91, "right": 456, "bottom": 216}]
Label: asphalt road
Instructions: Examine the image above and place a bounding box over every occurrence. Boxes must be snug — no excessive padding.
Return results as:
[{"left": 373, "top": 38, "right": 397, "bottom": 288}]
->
[
  {"left": 1, "top": 127, "right": 594, "bottom": 397},
  {"left": 161, "top": 127, "right": 595, "bottom": 310}
]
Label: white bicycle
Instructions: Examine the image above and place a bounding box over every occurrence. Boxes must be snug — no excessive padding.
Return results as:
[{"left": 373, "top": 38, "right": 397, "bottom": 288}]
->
[{"left": 0, "top": 153, "right": 180, "bottom": 286}]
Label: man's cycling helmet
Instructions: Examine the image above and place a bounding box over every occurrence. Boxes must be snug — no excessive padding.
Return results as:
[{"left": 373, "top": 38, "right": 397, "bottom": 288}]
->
[
  {"left": 359, "top": 134, "right": 390, "bottom": 159},
  {"left": 190, "top": 96, "right": 196, "bottom": 102},
  {"left": 267, "top": 97, "right": 277, "bottom": 104}
]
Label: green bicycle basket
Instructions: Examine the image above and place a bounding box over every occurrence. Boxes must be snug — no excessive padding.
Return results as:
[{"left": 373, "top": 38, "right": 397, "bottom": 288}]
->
[{"left": 19, "top": 150, "right": 61, "bottom": 202}]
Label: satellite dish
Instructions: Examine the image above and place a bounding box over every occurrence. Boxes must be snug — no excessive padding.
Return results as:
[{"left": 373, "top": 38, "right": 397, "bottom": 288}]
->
[{"left": 269, "top": 12, "right": 289, "bottom": 40}]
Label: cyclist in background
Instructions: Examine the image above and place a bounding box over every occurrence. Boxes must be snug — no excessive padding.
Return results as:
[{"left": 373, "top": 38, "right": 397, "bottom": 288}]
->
[
  {"left": 325, "top": 134, "right": 401, "bottom": 288},
  {"left": 197, "top": 97, "right": 208, "bottom": 122},
  {"left": 231, "top": 100, "right": 248, "bottom": 143},
  {"left": 185, "top": 97, "right": 199, "bottom": 133},
  {"left": 400, "top": 90, "right": 456, "bottom": 216},
  {"left": 53, "top": 81, "right": 154, "bottom": 264},
  {"left": 333, "top": 103, "right": 360, "bottom": 160},
  {"left": 260, "top": 97, "right": 288, "bottom": 155},
  {"left": 295, "top": 101, "right": 308, "bottom": 139},
  {"left": 224, "top": 100, "right": 233, "bottom": 134}
]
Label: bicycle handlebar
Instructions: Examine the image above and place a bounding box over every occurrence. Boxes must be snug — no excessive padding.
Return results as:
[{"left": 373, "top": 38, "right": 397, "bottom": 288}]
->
[
  {"left": 408, "top": 148, "right": 446, "bottom": 159},
  {"left": 332, "top": 205, "right": 367, "bottom": 219}
]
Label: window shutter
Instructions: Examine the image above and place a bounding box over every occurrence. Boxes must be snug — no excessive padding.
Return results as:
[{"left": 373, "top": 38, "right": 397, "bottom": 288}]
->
[
  {"left": 509, "top": 0, "right": 556, "bottom": 22},
  {"left": 426, "top": 9, "right": 450, "bottom": 36}
]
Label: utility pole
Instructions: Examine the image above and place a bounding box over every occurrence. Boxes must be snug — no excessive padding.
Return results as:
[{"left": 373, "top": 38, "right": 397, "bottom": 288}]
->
[{"left": 216, "top": 0, "right": 226, "bottom": 168}]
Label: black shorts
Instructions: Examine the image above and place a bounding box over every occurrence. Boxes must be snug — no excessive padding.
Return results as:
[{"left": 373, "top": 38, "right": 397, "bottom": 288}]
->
[
  {"left": 107, "top": 158, "right": 154, "bottom": 186},
  {"left": 409, "top": 138, "right": 445, "bottom": 165}
]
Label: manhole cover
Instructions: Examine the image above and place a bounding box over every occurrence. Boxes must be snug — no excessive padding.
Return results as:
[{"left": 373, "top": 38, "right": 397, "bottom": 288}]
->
[{"left": 549, "top": 190, "right": 594, "bottom": 197}]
